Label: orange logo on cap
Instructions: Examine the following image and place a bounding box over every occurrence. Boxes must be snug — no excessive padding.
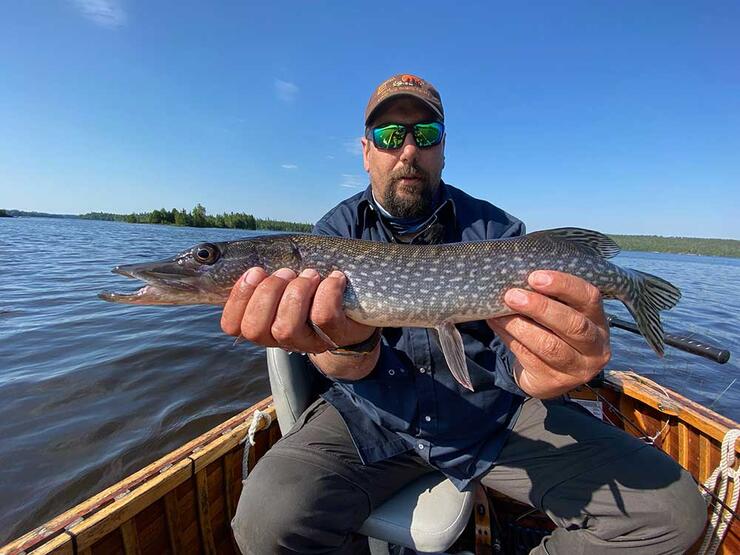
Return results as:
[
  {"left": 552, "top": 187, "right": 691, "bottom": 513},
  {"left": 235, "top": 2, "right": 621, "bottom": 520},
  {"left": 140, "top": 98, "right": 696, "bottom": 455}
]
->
[{"left": 399, "top": 74, "right": 425, "bottom": 87}]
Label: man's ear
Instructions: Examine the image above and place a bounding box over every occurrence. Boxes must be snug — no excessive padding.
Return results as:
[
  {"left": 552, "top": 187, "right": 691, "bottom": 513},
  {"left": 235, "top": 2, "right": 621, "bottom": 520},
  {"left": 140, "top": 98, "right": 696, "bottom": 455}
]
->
[{"left": 361, "top": 137, "right": 371, "bottom": 172}]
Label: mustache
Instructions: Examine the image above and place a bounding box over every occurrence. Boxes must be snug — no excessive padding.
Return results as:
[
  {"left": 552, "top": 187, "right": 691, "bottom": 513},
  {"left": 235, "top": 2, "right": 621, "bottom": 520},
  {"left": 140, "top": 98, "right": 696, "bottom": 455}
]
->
[{"left": 390, "top": 166, "right": 429, "bottom": 183}]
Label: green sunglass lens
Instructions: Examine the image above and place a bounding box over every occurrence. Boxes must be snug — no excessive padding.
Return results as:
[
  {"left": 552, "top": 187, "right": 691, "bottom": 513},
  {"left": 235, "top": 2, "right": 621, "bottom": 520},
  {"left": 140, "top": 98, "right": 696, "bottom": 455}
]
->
[
  {"left": 374, "top": 125, "right": 406, "bottom": 149},
  {"left": 371, "top": 122, "right": 443, "bottom": 149},
  {"left": 413, "top": 123, "right": 443, "bottom": 147}
]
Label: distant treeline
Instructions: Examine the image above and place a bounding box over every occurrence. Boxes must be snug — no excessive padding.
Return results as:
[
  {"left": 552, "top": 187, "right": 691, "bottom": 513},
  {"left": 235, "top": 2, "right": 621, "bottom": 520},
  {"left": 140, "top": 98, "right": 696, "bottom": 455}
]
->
[
  {"left": 0, "top": 209, "right": 10, "bottom": 217},
  {"left": 78, "top": 204, "right": 312, "bottom": 232},
  {"left": 3, "top": 207, "right": 738, "bottom": 257},
  {"left": 1, "top": 209, "right": 74, "bottom": 219},
  {"left": 609, "top": 235, "right": 739, "bottom": 258}
]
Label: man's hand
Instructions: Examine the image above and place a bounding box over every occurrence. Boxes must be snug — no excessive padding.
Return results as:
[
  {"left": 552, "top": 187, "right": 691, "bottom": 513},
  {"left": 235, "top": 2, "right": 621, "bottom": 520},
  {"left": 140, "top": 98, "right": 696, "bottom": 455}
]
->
[
  {"left": 221, "top": 268, "right": 379, "bottom": 380},
  {"left": 486, "top": 270, "right": 611, "bottom": 399}
]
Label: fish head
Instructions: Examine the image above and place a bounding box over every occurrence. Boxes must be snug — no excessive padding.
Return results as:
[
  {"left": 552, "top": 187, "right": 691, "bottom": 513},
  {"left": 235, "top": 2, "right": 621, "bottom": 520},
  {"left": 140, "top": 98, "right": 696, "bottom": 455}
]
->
[{"left": 99, "top": 241, "right": 251, "bottom": 305}]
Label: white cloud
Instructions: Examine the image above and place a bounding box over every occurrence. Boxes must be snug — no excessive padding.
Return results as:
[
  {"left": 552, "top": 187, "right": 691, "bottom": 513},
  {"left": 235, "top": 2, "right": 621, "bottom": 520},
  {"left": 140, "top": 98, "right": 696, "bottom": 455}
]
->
[
  {"left": 281, "top": 164, "right": 298, "bottom": 169},
  {"left": 344, "top": 137, "right": 363, "bottom": 156},
  {"left": 340, "top": 174, "right": 364, "bottom": 188},
  {"left": 73, "top": 0, "right": 126, "bottom": 27},
  {"left": 275, "top": 80, "right": 299, "bottom": 103}
]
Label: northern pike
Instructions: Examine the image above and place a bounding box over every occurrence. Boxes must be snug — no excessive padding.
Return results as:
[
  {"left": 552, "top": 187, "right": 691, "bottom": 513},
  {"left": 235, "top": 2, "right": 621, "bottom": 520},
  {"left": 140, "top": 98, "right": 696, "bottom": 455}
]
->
[{"left": 100, "top": 228, "right": 681, "bottom": 391}]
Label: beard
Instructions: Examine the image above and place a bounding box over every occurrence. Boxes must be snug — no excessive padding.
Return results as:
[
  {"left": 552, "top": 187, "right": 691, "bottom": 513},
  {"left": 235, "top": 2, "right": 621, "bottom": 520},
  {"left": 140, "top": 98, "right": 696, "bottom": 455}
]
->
[{"left": 380, "top": 165, "right": 439, "bottom": 219}]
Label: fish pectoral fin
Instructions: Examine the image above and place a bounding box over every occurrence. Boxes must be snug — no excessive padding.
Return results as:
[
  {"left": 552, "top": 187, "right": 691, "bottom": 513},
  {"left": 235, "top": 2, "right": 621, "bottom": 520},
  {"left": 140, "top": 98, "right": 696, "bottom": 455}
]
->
[{"left": 436, "top": 322, "right": 474, "bottom": 392}]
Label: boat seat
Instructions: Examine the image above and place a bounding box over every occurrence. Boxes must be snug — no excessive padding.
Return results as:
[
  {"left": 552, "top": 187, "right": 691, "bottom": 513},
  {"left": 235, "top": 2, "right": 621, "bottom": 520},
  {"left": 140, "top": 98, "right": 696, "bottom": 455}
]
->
[{"left": 266, "top": 347, "right": 474, "bottom": 553}]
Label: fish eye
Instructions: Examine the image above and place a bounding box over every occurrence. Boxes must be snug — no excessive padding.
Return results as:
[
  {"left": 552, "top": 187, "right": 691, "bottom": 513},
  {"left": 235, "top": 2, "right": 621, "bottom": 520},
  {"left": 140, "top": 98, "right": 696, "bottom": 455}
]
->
[{"left": 193, "top": 243, "right": 220, "bottom": 265}]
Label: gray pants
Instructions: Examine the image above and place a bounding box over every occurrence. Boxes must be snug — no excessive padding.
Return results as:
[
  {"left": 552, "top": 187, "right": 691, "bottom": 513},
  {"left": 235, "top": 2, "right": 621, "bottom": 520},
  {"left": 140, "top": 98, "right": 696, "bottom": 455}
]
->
[{"left": 232, "top": 397, "right": 706, "bottom": 554}]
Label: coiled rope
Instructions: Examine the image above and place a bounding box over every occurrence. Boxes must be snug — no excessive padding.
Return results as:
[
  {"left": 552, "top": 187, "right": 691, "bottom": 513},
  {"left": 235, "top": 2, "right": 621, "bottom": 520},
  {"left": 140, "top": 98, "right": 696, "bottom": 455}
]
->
[
  {"left": 697, "top": 428, "right": 740, "bottom": 555},
  {"left": 240, "top": 409, "right": 273, "bottom": 481}
]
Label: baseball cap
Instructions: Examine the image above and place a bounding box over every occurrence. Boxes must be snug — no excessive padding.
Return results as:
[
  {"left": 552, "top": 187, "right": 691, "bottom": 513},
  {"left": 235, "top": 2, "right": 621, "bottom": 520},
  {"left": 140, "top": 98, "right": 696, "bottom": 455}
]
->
[{"left": 364, "top": 74, "right": 444, "bottom": 127}]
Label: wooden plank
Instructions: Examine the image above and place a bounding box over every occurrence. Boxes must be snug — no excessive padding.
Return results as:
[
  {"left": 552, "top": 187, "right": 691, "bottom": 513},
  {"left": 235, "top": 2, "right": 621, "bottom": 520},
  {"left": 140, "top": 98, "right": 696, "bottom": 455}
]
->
[
  {"left": 0, "top": 533, "right": 75, "bottom": 555},
  {"left": 473, "top": 484, "right": 493, "bottom": 554},
  {"left": 205, "top": 462, "right": 229, "bottom": 551},
  {"left": 195, "top": 469, "right": 217, "bottom": 555},
  {"left": 699, "top": 434, "right": 712, "bottom": 484},
  {"left": 133, "top": 504, "right": 169, "bottom": 555},
  {"left": 665, "top": 419, "right": 679, "bottom": 460},
  {"left": 223, "top": 451, "right": 238, "bottom": 521},
  {"left": 120, "top": 520, "right": 140, "bottom": 555},
  {"left": 222, "top": 450, "right": 242, "bottom": 555},
  {"left": 163, "top": 491, "right": 182, "bottom": 555},
  {"left": 224, "top": 445, "right": 244, "bottom": 518},
  {"left": 678, "top": 421, "right": 690, "bottom": 469},
  {"left": 69, "top": 460, "right": 192, "bottom": 552},
  {"left": 686, "top": 427, "right": 701, "bottom": 481},
  {"left": 0, "top": 531, "right": 74, "bottom": 555}
]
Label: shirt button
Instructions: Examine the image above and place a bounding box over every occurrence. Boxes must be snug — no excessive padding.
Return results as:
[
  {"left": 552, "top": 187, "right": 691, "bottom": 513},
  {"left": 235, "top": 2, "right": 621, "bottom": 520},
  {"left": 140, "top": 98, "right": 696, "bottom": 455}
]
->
[
  {"left": 388, "top": 369, "right": 395, "bottom": 376},
  {"left": 418, "top": 443, "right": 425, "bottom": 450},
  {"left": 419, "top": 367, "right": 426, "bottom": 374},
  {"left": 425, "top": 416, "right": 431, "bottom": 422}
]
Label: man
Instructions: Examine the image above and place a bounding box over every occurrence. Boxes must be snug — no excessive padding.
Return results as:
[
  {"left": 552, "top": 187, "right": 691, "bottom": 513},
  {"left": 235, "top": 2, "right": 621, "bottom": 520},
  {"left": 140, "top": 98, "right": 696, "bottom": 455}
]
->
[{"left": 224, "top": 74, "right": 705, "bottom": 554}]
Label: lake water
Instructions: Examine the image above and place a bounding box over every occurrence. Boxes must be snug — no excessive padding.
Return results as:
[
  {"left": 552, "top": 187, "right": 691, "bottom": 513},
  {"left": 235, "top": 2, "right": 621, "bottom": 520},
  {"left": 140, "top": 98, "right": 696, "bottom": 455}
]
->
[{"left": 1, "top": 217, "right": 738, "bottom": 543}]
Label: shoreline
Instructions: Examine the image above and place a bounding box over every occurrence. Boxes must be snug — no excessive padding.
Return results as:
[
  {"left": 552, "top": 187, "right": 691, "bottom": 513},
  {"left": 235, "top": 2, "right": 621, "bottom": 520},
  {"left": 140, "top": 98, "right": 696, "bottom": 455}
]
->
[{"left": 3, "top": 213, "right": 738, "bottom": 258}]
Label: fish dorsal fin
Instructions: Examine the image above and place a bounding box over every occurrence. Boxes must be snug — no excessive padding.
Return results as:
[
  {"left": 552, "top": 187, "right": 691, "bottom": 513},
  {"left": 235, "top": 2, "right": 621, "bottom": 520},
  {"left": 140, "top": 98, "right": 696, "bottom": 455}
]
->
[{"left": 535, "top": 228, "right": 621, "bottom": 259}]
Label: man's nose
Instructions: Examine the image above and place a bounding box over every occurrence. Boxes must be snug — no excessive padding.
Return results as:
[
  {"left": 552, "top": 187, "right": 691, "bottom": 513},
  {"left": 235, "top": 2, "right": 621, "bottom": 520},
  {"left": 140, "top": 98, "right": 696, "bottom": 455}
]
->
[{"left": 399, "top": 132, "right": 419, "bottom": 164}]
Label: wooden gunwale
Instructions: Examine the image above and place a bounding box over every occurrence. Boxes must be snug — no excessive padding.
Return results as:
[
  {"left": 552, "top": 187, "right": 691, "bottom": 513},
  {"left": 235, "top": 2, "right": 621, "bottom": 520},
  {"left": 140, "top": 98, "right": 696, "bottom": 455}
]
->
[{"left": 603, "top": 370, "right": 740, "bottom": 443}]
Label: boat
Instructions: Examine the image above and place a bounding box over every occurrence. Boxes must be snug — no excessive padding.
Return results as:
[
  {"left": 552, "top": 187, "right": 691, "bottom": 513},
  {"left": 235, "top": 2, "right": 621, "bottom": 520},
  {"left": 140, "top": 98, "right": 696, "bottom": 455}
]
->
[{"left": 1, "top": 362, "right": 738, "bottom": 555}]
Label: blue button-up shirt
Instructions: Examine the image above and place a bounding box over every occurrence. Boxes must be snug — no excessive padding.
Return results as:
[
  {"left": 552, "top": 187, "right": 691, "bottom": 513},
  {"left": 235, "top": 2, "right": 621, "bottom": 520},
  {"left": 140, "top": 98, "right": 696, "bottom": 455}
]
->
[{"left": 314, "top": 182, "right": 527, "bottom": 490}]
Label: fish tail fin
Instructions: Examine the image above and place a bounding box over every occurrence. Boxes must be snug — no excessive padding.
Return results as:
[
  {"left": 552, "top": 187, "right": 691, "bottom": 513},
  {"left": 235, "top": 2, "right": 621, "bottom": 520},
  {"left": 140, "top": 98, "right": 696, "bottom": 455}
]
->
[{"left": 622, "top": 270, "right": 681, "bottom": 356}]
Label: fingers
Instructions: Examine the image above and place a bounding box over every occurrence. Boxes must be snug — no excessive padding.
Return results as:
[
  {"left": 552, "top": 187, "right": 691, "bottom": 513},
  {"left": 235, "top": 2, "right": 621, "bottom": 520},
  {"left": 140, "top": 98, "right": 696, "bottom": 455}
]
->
[
  {"left": 220, "top": 267, "right": 356, "bottom": 353},
  {"left": 488, "top": 315, "right": 581, "bottom": 377},
  {"left": 237, "top": 268, "right": 298, "bottom": 348},
  {"left": 501, "top": 271, "right": 608, "bottom": 356},
  {"left": 312, "top": 271, "right": 377, "bottom": 346},
  {"left": 487, "top": 320, "right": 581, "bottom": 395},
  {"left": 528, "top": 270, "right": 607, "bottom": 325},
  {"left": 221, "top": 267, "right": 267, "bottom": 336},
  {"left": 272, "top": 269, "right": 330, "bottom": 353}
]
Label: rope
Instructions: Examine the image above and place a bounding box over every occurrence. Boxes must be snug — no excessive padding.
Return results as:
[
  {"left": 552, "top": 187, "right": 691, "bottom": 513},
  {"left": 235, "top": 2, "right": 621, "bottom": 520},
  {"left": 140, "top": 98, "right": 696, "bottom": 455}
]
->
[
  {"left": 240, "top": 409, "right": 273, "bottom": 481},
  {"left": 696, "top": 428, "right": 740, "bottom": 555},
  {"left": 246, "top": 409, "right": 272, "bottom": 447}
]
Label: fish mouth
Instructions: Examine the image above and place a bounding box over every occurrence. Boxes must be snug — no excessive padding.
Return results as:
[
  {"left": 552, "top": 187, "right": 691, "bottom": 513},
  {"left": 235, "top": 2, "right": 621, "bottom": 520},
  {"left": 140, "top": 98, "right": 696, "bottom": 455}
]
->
[{"left": 99, "top": 261, "right": 221, "bottom": 305}]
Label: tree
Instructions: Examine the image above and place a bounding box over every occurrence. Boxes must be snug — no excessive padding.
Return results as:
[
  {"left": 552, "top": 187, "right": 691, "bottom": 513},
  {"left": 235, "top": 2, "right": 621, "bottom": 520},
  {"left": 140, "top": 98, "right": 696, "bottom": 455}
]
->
[{"left": 191, "top": 203, "right": 207, "bottom": 227}]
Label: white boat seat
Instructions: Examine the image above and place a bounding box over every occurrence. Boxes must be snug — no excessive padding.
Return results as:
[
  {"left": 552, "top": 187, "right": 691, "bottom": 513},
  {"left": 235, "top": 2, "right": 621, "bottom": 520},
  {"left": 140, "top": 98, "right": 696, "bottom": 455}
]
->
[{"left": 266, "top": 348, "right": 473, "bottom": 553}]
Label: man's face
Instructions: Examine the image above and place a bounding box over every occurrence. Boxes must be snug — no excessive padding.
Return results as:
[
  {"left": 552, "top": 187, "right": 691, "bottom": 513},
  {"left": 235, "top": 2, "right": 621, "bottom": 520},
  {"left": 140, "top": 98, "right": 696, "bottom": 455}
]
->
[{"left": 362, "top": 97, "right": 445, "bottom": 219}]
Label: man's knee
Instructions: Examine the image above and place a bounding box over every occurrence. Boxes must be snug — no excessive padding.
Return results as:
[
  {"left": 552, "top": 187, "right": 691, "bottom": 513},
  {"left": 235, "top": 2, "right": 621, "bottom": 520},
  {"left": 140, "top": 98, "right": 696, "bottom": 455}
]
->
[
  {"left": 231, "top": 455, "right": 291, "bottom": 554},
  {"left": 231, "top": 451, "right": 371, "bottom": 554},
  {"left": 649, "top": 468, "right": 707, "bottom": 551}
]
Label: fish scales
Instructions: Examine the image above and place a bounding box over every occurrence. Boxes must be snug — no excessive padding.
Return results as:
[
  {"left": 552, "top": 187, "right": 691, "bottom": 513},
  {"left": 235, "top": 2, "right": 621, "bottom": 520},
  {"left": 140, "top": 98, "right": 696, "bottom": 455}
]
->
[
  {"left": 287, "top": 234, "right": 627, "bottom": 327},
  {"left": 99, "top": 228, "right": 681, "bottom": 391}
]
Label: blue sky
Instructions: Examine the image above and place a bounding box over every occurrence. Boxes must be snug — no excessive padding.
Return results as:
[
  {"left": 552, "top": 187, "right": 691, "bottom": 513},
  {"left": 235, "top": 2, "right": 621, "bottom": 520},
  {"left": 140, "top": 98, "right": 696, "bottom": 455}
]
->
[{"left": 1, "top": 1, "right": 738, "bottom": 239}]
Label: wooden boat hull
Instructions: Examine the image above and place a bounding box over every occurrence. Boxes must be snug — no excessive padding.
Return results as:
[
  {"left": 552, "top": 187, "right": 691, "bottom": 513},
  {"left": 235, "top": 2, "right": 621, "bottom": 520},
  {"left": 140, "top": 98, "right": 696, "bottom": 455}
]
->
[{"left": 1, "top": 371, "right": 738, "bottom": 555}]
